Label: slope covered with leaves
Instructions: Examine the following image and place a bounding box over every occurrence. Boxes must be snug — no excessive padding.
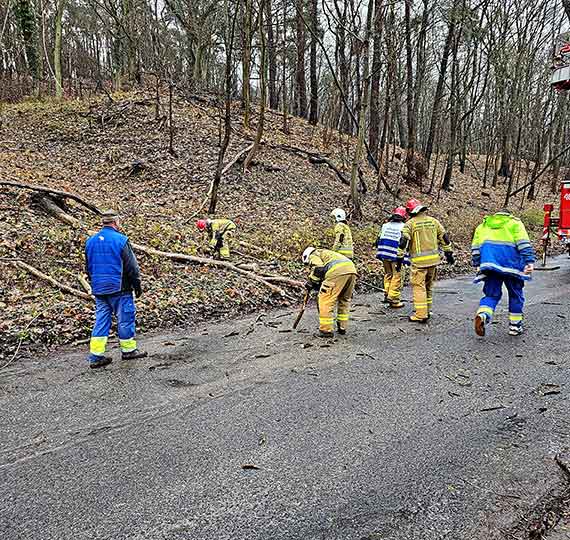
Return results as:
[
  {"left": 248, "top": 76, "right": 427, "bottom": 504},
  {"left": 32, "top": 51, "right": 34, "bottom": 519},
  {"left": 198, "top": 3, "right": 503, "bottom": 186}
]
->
[{"left": 0, "top": 92, "right": 556, "bottom": 359}]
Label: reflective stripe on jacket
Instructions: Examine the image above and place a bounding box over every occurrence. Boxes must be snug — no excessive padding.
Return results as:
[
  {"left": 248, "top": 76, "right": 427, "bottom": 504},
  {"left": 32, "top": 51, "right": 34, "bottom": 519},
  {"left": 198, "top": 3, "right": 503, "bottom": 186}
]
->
[
  {"left": 397, "top": 215, "right": 451, "bottom": 268},
  {"left": 308, "top": 249, "right": 357, "bottom": 283},
  {"left": 471, "top": 212, "right": 535, "bottom": 281},
  {"left": 377, "top": 221, "right": 404, "bottom": 261},
  {"left": 332, "top": 222, "right": 353, "bottom": 258}
]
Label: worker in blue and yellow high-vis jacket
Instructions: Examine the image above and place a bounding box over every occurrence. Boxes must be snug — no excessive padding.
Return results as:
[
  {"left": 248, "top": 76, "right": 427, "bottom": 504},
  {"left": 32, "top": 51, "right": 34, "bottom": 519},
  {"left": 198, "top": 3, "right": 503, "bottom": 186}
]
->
[
  {"left": 85, "top": 210, "right": 148, "bottom": 369},
  {"left": 472, "top": 210, "right": 535, "bottom": 337},
  {"left": 330, "top": 208, "right": 354, "bottom": 259},
  {"left": 302, "top": 247, "right": 357, "bottom": 337}
]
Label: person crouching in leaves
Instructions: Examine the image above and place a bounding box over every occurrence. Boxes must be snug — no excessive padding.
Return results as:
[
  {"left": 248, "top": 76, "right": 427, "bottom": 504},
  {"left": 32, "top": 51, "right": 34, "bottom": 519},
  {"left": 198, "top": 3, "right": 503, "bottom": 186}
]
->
[
  {"left": 302, "top": 247, "right": 357, "bottom": 338},
  {"left": 196, "top": 218, "right": 236, "bottom": 260},
  {"left": 330, "top": 208, "right": 353, "bottom": 259},
  {"left": 85, "top": 210, "right": 148, "bottom": 369},
  {"left": 376, "top": 207, "right": 409, "bottom": 309},
  {"left": 472, "top": 209, "right": 535, "bottom": 337}
]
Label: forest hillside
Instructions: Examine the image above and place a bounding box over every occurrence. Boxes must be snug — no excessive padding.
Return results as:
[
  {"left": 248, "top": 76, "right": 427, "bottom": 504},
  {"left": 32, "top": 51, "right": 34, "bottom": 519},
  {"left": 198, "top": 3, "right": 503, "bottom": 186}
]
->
[{"left": 0, "top": 92, "right": 557, "bottom": 358}]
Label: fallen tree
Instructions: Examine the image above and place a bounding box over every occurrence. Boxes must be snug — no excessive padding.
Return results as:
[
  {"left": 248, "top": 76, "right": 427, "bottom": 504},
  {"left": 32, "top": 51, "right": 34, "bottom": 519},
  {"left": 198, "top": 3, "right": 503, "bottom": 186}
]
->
[
  {"left": 0, "top": 180, "right": 102, "bottom": 214},
  {"left": 10, "top": 260, "right": 93, "bottom": 301},
  {"left": 129, "top": 242, "right": 289, "bottom": 296},
  {"left": 32, "top": 193, "right": 297, "bottom": 297},
  {"left": 273, "top": 144, "right": 350, "bottom": 186}
]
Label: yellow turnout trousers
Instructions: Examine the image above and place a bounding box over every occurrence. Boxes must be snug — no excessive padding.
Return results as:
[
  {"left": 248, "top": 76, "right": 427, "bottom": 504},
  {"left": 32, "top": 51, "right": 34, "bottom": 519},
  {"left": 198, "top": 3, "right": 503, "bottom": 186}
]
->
[
  {"left": 318, "top": 274, "right": 357, "bottom": 332},
  {"left": 410, "top": 265, "right": 437, "bottom": 319},
  {"left": 382, "top": 260, "right": 404, "bottom": 302}
]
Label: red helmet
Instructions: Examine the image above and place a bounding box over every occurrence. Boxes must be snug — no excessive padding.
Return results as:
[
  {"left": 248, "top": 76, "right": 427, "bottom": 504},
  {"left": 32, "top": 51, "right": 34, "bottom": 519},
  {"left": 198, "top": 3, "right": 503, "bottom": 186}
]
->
[
  {"left": 405, "top": 198, "right": 426, "bottom": 215},
  {"left": 196, "top": 219, "right": 208, "bottom": 231},
  {"left": 392, "top": 206, "right": 407, "bottom": 219}
]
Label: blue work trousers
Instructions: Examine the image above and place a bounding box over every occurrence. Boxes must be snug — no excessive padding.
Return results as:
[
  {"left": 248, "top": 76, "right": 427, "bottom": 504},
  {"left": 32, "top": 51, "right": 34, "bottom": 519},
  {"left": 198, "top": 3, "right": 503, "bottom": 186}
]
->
[
  {"left": 89, "top": 292, "right": 137, "bottom": 361},
  {"left": 477, "top": 272, "right": 524, "bottom": 324}
]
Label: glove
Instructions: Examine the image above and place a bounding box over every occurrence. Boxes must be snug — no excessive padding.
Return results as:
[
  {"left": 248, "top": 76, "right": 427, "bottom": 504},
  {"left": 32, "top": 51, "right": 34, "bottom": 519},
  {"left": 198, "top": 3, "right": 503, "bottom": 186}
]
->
[
  {"left": 445, "top": 252, "right": 455, "bottom": 265},
  {"left": 305, "top": 281, "right": 314, "bottom": 292},
  {"left": 134, "top": 284, "right": 143, "bottom": 298},
  {"left": 395, "top": 258, "right": 403, "bottom": 272}
]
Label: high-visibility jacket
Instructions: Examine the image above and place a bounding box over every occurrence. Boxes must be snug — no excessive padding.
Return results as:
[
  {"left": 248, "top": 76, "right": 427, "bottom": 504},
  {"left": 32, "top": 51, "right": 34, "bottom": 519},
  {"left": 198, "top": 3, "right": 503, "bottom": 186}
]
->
[
  {"left": 332, "top": 222, "right": 354, "bottom": 259},
  {"left": 397, "top": 214, "right": 452, "bottom": 268},
  {"left": 377, "top": 221, "right": 405, "bottom": 261},
  {"left": 208, "top": 219, "right": 236, "bottom": 249},
  {"left": 85, "top": 226, "right": 141, "bottom": 295},
  {"left": 308, "top": 249, "right": 357, "bottom": 285},
  {"left": 471, "top": 212, "right": 535, "bottom": 281}
]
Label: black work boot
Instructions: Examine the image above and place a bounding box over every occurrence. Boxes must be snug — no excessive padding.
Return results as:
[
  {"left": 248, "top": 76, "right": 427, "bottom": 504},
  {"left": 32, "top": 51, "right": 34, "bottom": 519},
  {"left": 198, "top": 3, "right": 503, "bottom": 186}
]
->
[
  {"left": 314, "top": 330, "right": 334, "bottom": 339},
  {"left": 89, "top": 356, "right": 113, "bottom": 369},
  {"left": 336, "top": 323, "right": 347, "bottom": 336},
  {"left": 122, "top": 349, "right": 148, "bottom": 360}
]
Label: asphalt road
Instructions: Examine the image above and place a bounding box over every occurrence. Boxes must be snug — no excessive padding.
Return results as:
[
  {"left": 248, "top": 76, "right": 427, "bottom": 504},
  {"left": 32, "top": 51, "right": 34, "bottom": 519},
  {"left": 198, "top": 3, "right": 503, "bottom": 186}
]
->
[{"left": 2, "top": 258, "right": 570, "bottom": 540}]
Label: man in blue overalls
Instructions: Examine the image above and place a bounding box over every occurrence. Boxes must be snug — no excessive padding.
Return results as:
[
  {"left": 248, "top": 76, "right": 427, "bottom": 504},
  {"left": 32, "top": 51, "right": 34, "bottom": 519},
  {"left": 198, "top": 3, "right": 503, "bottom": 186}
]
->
[{"left": 85, "top": 210, "right": 148, "bottom": 368}]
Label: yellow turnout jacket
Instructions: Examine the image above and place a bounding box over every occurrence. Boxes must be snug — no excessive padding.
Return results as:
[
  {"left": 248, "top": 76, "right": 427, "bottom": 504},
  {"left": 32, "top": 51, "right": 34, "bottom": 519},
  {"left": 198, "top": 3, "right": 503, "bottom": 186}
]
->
[
  {"left": 208, "top": 219, "right": 236, "bottom": 248},
  {"left": 308, "top": 249, "right": 357, "bottom": 285},
  {"left": 332, "top": 222, "right": 354, "bottom": 259},
  {"left": 397, "top": 214, "right": 452, "bottom": 268}
]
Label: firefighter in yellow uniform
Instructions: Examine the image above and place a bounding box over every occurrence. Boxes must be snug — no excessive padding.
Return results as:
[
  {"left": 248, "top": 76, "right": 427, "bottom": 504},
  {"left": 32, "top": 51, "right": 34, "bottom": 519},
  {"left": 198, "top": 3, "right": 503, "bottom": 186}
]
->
[
  {"left": 302, "top": 247, "right": 357, "bottom": 337},
  {"left": 196, "top": 218, "right": 236, "bottom": 260},
  {"left": 330, "top": 208, "right": 354, "bottom": 259},
  {"left": 396, "top": 199, "right": 454, "bottom": 323}
]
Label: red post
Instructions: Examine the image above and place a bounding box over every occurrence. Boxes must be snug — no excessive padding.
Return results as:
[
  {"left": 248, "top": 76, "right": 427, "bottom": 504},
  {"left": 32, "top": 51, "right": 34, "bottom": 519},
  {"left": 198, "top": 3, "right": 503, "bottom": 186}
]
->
[{"left": 542, "top": 204, "right": 554, "bottom": 266}]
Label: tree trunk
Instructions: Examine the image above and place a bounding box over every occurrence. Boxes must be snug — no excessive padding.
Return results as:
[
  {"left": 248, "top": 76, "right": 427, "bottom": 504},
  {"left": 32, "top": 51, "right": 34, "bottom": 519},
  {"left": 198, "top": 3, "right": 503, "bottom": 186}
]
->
[
  {"left": 281, "top": 0, "right": 289, "bottom": 133},
  {"left": 295, "top": 0, "right": 308, "bottom": 118},
  {"left": 335, "top": 1, "right": 350, "bottom": 133},
  {"left": 368, "top": 0, "right": 385, "bottom": 159},
  {"left": 308, "top": 0, "right": 318, "bottom": 124},
  {"left": 54, "top": 0, "right": 66, "bottom": 98},
  {"left": 209, "top": 2, "right": 239, "bottom": 214},
  {"left": 350, "top": 0, "right": 374, "bottom": 220},
  {"left": 14, "top": 0, "right": 40, "bottom": 85},
  {"left": 563, "top": 0, "right": 570, "bottom": 23},
  {"left": 266, "top": 0, "right": 278, "bottom": 109},
  {"left": 244, "top": 0, "right": 267, "bottom": 171},
  {"left": 442, "top": 28, "right": 461, "bottom": 192},
  {"left": 424, "top": 0, "right": 457, "bottom": 167},
  {"left": 242, "top": 0, "right": 252, "bottom": 128},
  {"left": 404, "top": 0, "right": 415, "bottom": 157}
]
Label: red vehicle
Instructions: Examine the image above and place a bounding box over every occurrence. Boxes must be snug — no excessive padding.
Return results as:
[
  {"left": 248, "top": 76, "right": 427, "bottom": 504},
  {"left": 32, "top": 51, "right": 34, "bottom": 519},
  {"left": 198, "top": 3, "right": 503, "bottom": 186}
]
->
[{"left": 542, "top": 181, "right": 570, "bottom": 264}]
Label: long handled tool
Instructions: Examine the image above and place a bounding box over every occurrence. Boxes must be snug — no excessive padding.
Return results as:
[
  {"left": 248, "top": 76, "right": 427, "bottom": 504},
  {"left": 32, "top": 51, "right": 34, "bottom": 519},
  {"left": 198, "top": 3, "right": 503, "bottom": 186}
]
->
[{"left": 292, "top": 290, "right": 311, "bottom": 330}]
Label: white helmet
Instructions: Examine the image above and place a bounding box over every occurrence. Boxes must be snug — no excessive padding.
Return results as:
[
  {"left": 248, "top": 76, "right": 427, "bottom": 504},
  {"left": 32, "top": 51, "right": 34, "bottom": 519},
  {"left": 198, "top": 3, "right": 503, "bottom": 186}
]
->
[
  {"left": 302, "top": 246, "right": 316, "bottom": 264},
  {"left": 331, "top": 208, "right": 346, "bottom": 222}
]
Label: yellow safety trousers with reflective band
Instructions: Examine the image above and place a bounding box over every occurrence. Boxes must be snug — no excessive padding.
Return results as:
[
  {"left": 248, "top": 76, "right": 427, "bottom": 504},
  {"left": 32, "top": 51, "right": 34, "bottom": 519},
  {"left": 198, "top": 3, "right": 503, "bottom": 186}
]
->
[
  {"left": 90, "top": 336, "right": 137, "bottom": 355},
  {"left": 318, "top": 274, "right": 357, "bottom": 332},
  {"left": 332, "top": 222, "right": 354, "bottom": 259},
  {"left": 90, "top": 336, "right": 108, "bottom": 356},
  {"left": 382, "top": 260, "right": 404, "bottom": 302},
  {"left": 308, "top": 249, "right": 357, "bottom": 283},
  {"left": 308, "top": 249, "right": 357, "bottom": 332},
  {"left": 411, "top": 266, "right": 437, "bottom": 319},
  {"left": 397, "top": 215, "right": 452, "bottom": 268}
]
